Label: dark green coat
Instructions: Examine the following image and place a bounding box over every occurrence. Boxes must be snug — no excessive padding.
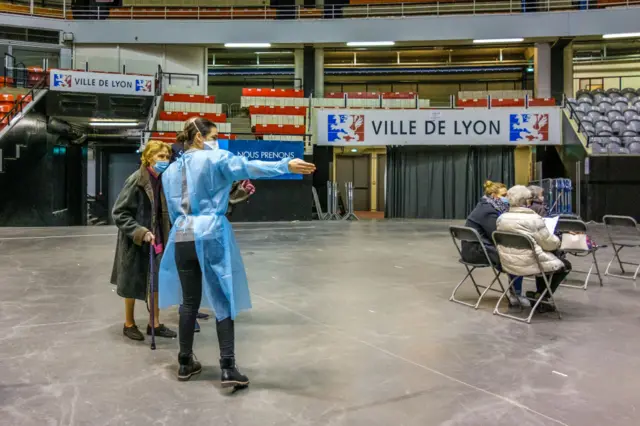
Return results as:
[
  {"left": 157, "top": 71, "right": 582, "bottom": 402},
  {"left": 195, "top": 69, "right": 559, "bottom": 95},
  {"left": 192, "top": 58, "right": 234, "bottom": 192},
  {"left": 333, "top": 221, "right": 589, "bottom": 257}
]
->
[{"left": 110, "top": 166, "right": 171, "bottom": 301}]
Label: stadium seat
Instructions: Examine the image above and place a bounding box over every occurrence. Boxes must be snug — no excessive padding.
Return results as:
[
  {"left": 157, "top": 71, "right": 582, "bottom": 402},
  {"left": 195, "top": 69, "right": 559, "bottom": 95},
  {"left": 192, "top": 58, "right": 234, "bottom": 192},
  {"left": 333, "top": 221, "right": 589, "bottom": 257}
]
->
[
  {"left": 611, "top": 118, "right": 627, "bottom": 134},
  {"left": 628, "top": 142, "right": 640, "bottom": 153},
  {"left": 592, "top": 143, "right": 608, "bottom": 154}
]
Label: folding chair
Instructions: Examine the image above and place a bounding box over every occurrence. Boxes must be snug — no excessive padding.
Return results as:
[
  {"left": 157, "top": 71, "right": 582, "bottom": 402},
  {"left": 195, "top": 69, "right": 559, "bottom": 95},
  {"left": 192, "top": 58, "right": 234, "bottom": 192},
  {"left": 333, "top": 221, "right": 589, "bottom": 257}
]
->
[
  {"left": 449, "top": 226, "right": 505, "bottom": 309},
  {"left": 557, "top": 219, "right": 603, "bottom": 290},
  {"left": 493, "top": 231, "right": 563, "bottom": 324},
  {"left": 603, "top": 215, "right": 640, "bottom": 281}
]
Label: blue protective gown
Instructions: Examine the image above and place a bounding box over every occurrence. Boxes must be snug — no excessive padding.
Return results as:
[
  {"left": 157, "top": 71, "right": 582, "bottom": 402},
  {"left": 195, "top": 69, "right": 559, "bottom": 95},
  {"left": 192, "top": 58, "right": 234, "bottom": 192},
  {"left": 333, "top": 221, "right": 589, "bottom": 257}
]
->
[{"left": 158, "top": 148, "right": 291, "bottom": 320}]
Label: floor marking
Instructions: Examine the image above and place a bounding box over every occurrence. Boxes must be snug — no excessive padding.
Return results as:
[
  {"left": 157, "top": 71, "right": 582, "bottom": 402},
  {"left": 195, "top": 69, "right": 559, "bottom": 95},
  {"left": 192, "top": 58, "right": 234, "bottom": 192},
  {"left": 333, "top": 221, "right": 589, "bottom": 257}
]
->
[
  {"left": 0, "top": 233, "right": 117, "bottom": 241},
  {"left": 552, "top": 371, "right": 568, "bottom": 377},
  {"left": 253, "top": 293, "right": 570, "bottom": 426},
  {"left": 0, "top": 226, "right": 316, "bottom": 241},
  {"left": 13, "top": 319, "right": 103, "bottom": 329}
]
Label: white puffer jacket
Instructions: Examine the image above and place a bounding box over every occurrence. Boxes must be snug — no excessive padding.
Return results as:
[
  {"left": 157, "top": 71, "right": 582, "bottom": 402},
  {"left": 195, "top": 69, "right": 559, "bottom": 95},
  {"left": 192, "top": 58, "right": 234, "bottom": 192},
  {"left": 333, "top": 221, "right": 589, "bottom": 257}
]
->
[{"left": 495, "top": 207, "right": 563, "bottom": 276}]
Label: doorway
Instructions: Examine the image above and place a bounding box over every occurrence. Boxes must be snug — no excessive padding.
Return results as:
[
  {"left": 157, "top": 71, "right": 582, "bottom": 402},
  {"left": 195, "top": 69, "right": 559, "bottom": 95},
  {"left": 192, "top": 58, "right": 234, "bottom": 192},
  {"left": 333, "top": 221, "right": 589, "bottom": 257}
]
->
[
  {"left": 336, "top": 155, "right": 370, "bottom": 211},
  {"left": 376, "top": 154, "right": 386, "bottom": 212}
]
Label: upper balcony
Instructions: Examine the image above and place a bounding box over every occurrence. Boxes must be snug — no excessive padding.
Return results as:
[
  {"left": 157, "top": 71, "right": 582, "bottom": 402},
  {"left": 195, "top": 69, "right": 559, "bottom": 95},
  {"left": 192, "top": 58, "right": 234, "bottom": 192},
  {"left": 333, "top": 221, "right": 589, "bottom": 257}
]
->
[{"left": 3, "top": 0, "right": 640, "bottom": 44}]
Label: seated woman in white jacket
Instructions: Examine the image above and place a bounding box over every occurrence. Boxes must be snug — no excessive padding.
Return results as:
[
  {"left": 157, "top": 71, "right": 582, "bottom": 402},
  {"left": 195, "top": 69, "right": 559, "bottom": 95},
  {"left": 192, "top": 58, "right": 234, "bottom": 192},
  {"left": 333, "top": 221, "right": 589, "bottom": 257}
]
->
[{"left": 496, "top": 185, "right": 571, "bottom": 312}]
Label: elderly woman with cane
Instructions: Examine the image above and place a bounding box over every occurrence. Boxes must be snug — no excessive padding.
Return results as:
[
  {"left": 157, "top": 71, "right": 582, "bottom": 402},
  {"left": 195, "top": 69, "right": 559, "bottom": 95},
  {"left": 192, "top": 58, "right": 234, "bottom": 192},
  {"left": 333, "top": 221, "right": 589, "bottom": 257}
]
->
[{"left": 111, "top": 140, "right": 177, "bottom": 343}]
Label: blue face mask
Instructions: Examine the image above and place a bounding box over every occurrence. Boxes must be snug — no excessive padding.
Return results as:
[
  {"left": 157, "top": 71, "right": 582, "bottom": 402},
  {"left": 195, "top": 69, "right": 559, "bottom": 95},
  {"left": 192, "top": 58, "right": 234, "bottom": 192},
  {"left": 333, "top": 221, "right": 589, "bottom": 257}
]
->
[
  {"left": 500, "top": 196, "right": 509, "bottom": 205},
  {"left": 152, "top": 161, "right": 169, "bottom": 174}
]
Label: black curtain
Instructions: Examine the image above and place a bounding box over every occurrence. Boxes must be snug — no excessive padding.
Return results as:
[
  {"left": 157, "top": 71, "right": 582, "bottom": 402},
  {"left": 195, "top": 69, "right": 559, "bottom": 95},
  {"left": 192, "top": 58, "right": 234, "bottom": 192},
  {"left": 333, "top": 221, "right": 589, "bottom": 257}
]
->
[{"left": 386, "top": 146, "right": 514, "bottom": 219}]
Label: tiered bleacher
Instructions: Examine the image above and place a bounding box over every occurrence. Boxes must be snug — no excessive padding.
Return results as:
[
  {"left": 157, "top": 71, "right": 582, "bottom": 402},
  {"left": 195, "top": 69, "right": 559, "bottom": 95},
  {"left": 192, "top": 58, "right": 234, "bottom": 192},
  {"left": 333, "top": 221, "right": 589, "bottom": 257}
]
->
[
  {"left": 151, "top": 93, "right": 232, "bottom": 142},
  {"left": 457, "top": 90, "right": 556, "bottom": 108},
  {"left": 0, "top": 67, "right": 46, "bottom": 131},
  {"left": 241, "top": 88, "right": 307, "bottom": 141},
  {"left": 567, "top": 88, "right": 640, "bottom": 154}
]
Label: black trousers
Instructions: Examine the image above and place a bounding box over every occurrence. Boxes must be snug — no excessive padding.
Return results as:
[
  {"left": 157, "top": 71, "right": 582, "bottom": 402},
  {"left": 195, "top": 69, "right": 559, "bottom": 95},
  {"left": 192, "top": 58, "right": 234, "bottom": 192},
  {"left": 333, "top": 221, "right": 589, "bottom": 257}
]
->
[
  {"left": 536, "top": 257, "right": 572, "bottom": 295},
  {"left": 175, "top": 241, "right": 235, "bottom": 360}
]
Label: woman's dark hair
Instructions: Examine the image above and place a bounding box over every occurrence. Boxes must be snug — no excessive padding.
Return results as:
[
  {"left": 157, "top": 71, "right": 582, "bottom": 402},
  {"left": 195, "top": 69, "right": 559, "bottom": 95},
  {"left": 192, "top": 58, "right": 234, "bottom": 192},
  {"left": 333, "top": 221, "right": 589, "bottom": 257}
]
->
[{"left": 178, "top": 117, "right": 217, "bottom": 148}]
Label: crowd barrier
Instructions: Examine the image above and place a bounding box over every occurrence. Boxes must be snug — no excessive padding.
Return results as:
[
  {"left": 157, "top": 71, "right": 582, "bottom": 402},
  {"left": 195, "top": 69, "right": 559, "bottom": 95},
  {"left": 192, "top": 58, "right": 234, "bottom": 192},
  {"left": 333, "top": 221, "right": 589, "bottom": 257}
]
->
[{"left": 322, "top": 181, "right": 359, "bottom": 221}]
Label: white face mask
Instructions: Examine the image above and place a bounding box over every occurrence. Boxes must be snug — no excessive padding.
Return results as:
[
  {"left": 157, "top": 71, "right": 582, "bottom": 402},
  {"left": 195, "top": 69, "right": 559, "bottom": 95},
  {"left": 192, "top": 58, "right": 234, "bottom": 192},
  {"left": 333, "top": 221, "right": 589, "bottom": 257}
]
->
[{"left": 204, "top": 140, "right": 218, "bottom": 150}]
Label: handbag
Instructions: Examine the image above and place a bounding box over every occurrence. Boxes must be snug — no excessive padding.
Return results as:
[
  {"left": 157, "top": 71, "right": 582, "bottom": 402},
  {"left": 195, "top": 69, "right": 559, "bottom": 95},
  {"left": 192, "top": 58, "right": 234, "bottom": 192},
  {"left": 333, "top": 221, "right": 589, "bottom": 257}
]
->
[{"left": 560, "top": 233, "right": 589, "bottom": 251}]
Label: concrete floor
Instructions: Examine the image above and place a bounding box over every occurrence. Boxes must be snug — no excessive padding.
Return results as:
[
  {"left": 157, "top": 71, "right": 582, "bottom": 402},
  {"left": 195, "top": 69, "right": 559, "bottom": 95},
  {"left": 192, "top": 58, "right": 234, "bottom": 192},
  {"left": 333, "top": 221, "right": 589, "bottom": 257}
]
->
[{"left": 1, "top": 221, "right": 640, "bottom": 426}]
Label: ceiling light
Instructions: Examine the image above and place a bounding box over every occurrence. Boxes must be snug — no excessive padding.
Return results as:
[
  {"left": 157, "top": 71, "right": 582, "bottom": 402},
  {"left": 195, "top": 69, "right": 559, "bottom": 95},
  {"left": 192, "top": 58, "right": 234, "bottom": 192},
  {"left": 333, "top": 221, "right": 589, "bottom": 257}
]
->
[
  {"left": 346, "top": 41, "right": 395, "bottom": 47},
  {"left": 255, "top": 51, "right": 292, "bottom": 55},
  {"left": 225, "top": 43, "right": 271, "bottom": 48},
  {"left": 89, "top": 121, "right": 140, "bottom": 127},
  {"left": 602, "top": 32, "right": 640, "bottom": 39},
  {"left": 473, "top": 38, "right": 524, "bottom": 44}
]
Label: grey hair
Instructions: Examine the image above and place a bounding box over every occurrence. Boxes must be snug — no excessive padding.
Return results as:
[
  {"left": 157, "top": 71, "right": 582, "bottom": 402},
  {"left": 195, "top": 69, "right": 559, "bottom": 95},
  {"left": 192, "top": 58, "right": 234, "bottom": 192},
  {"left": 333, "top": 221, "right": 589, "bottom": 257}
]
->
[
  {"left": 527, "top": 185, "right": 544, "bottom": 200},
  {"left": 507, "top": 185, "right": 533, "bottom": 208}
]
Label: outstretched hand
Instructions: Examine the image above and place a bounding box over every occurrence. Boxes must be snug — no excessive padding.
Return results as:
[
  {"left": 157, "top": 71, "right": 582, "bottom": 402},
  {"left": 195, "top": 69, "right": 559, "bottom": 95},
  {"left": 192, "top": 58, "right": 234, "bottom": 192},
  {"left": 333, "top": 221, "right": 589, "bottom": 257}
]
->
[{"left": 288, "top": 159, "right": 316, "bottom": 175}]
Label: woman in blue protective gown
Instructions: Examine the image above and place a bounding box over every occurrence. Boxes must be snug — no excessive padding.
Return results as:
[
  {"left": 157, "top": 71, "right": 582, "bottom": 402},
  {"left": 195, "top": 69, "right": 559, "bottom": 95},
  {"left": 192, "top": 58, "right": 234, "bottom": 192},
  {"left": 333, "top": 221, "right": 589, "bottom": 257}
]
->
[{"left": 159, "top": 117, "right": 315, "bottom": 387}]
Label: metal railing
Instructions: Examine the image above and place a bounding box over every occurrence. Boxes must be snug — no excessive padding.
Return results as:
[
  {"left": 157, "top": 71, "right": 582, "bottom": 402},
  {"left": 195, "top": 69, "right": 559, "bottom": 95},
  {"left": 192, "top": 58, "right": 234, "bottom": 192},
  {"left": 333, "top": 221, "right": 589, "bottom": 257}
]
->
[{"left": 4, "top": 0, "right": 640, "bottom": 21}]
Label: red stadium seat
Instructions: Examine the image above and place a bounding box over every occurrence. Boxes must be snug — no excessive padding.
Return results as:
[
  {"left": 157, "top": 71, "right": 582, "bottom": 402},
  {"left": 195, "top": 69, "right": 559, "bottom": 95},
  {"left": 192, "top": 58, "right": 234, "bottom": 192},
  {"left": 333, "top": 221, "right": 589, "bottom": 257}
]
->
[
  {"left": 528, "top": 98, "right": 556, "bottom": 107},
  {"left": 242, "top": 88, "right": 304, "bottom": 98},
  {"left": 158, "top": 111, "right": 227, "bottom": 122},
  {"left": 253, "top": 124, "right": 306, "bottom": 135},
  {"left": 248, "top": 106, "right": 307, "bottom": 116},
  {"left": 457, "top": 98, "right": 489, "bottom": 108},
  {"left": 164, "top": 94, "right": 216, "bottom": 104}
]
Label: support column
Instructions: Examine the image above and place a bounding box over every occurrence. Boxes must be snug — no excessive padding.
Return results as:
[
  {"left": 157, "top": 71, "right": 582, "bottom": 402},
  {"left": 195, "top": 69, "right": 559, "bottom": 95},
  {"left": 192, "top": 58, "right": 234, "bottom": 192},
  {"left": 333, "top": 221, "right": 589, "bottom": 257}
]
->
[
  {"left": 563, "top": 42, "right": 574, "bottom": 99},
  {"left": 534, "top": 42, "right": 551, "bottom": 99},
  {"left": 314, "top": 47, "right": 324, "bottom": 98},
  {"left": 294, "top": 48, "right": 303, "bottom": 91},
  {"left": 303, "top": 46, "right": 314, "bottom": 97},
  {"left": 550, "top": 38, "right": 574, "bottom": 103}
]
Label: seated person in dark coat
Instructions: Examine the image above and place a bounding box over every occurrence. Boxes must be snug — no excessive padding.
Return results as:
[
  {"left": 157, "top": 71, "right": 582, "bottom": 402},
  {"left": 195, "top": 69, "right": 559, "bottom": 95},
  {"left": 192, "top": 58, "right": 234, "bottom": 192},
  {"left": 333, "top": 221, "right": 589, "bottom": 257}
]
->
[{"left": 461, "top": 180, "right": 529, "bottom": 307}]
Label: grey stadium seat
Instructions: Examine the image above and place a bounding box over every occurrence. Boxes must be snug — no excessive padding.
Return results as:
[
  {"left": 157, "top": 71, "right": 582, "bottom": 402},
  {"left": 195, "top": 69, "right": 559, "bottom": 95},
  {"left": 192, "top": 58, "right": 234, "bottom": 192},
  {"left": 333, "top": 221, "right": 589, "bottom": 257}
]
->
[
  {"left": 612, "top": 119, "right": 628, "bottom": 134},
  {"left": 592, "top": 143, "right": 608, "bottom": 154},
  {"left": 576, "top": 89, "right": 592, "bottom": 99},
  {"left": 621, "top": 130, "right": 638, "bottom": 138},
  {"left": 581, "top": 115, "right": 594, "bottom": 124},
  {"left": 627, "top": 120, "right": 640, "bottom": 132},
  {"left": 628, "top": 142, "right": 640, "bottom": 153},
  {"left": 594, "top": 93, "right": 608, "bottom": 104},
  {"left": 582, "top": 123, "right": 595, "bottom": 135},
  {"left": 614, "top": 100, "right": 629, "bottom": 110},
  {"left": 608, "top": 143, "right": 624, "bottom": 153},
  {"left": 578, "top": 95, "right": 593, "bottom": 105},
  {"left": 624, "top": 109, "right": 639, "bottom": 121},
  {"left": 588, "top": 110, "right": 603, "bottom": 120},
  {"left": 597, "top": 125, "right": 614, "bottom": 136},
  {"left": 622, "top": 88, "right": 637, "bottom": 97},
  {"left": 608, "top": 109, "right": 623, "bottom": 120}
]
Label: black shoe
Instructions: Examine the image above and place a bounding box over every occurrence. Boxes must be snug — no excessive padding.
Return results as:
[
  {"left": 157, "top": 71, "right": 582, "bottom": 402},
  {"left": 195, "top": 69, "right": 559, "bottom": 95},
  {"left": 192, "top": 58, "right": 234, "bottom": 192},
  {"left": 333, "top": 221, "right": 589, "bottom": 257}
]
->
[
  {"left": 220, "top": 358, "right": 249, "bottom": 388},
  {"left": 147, "top": 324, "right": 177, "bottom": 338},
  {"left": 123, "top": 324, "right": 144, "bottom": 341},
  {"left": 178, "top": 353, "right": 202, "bottom": 382},
  {"left": 196, "top": 312, "right": 210, "bottom": 320}
]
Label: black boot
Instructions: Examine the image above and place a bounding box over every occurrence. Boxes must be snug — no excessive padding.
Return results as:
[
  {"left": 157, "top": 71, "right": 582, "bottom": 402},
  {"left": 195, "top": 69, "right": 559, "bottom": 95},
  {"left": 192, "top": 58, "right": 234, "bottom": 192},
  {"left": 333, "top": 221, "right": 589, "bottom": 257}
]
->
[
  {"left": 220, "top": 358, "right": 249, "bottom": 388},
  {"left": 178, "top": 353, "right": 202, "bottom": 382}
]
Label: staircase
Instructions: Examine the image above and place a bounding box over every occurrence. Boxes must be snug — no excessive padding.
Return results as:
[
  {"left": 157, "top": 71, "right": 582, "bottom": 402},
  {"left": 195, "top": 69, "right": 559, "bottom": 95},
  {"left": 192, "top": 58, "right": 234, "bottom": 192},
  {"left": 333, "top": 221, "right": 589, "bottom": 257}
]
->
[
  {"left": 229, "top": 117, "right": 254, "bottom": 140},
  {"left": 0, "top": 74, "right": 48, "bottom": 173}
]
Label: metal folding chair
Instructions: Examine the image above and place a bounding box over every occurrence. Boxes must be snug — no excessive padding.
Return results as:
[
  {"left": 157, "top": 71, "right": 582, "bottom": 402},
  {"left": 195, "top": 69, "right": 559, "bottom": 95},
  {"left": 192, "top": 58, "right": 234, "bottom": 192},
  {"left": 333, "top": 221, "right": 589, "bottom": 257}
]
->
[
  {"left": 557, "top": 219, "right": 603, "bottom": 290},
  {"left": 603, "top": 215, "right": 640, "bottom": 281},
  {"left": 449, "top": 226, "right": 505, "bottom": 310},
  {"left": 493, "top": 231, "right": 563, "bottom": 324}
]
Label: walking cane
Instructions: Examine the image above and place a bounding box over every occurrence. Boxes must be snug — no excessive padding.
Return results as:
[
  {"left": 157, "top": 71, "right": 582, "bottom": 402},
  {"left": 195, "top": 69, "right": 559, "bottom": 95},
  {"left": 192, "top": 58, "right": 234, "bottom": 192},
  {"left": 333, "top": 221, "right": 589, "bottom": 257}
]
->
[{"left": 149, "top": 245, "right": 156, "bottom": 351}]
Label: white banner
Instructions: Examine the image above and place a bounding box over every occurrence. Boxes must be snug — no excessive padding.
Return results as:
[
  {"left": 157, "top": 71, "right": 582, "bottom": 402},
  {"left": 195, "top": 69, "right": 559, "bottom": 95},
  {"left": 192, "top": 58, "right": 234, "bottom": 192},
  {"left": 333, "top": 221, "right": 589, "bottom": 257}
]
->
[
  {"left": 315, "top": 107, "right": 561, "bottom": 146},
  {"left": 49, "top": 70, "right": 155, "bottom": 96}
]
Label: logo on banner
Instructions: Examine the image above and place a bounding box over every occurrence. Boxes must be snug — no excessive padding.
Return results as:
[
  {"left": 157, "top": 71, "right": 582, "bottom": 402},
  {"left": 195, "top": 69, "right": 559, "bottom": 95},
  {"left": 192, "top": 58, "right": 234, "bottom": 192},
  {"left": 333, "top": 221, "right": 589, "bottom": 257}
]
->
[
  {"left": 509, "top": 114, "right": 549, "bottom": 142},
  {"left": 135, "top": 79, "right": 152, "bottom": 93},
  {"left": 327, "top": 114, "right": 365, "bottom": 143},
  {"left": 53, "top": 73, "right": 72, "bottom": 88}
]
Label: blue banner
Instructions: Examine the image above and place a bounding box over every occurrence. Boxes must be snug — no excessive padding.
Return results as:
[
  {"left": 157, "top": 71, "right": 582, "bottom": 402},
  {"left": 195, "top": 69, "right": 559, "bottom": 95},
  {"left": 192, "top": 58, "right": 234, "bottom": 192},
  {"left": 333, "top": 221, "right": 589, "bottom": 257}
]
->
[{"left": 218, "top": 139, "right": 304, "bottom": 180}]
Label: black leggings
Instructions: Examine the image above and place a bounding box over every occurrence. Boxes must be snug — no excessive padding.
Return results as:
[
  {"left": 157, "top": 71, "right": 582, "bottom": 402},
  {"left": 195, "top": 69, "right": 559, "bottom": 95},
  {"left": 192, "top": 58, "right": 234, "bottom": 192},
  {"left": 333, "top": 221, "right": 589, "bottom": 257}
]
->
[{"left": 175, "top": 241, "right": 235, "bottom": 360}]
